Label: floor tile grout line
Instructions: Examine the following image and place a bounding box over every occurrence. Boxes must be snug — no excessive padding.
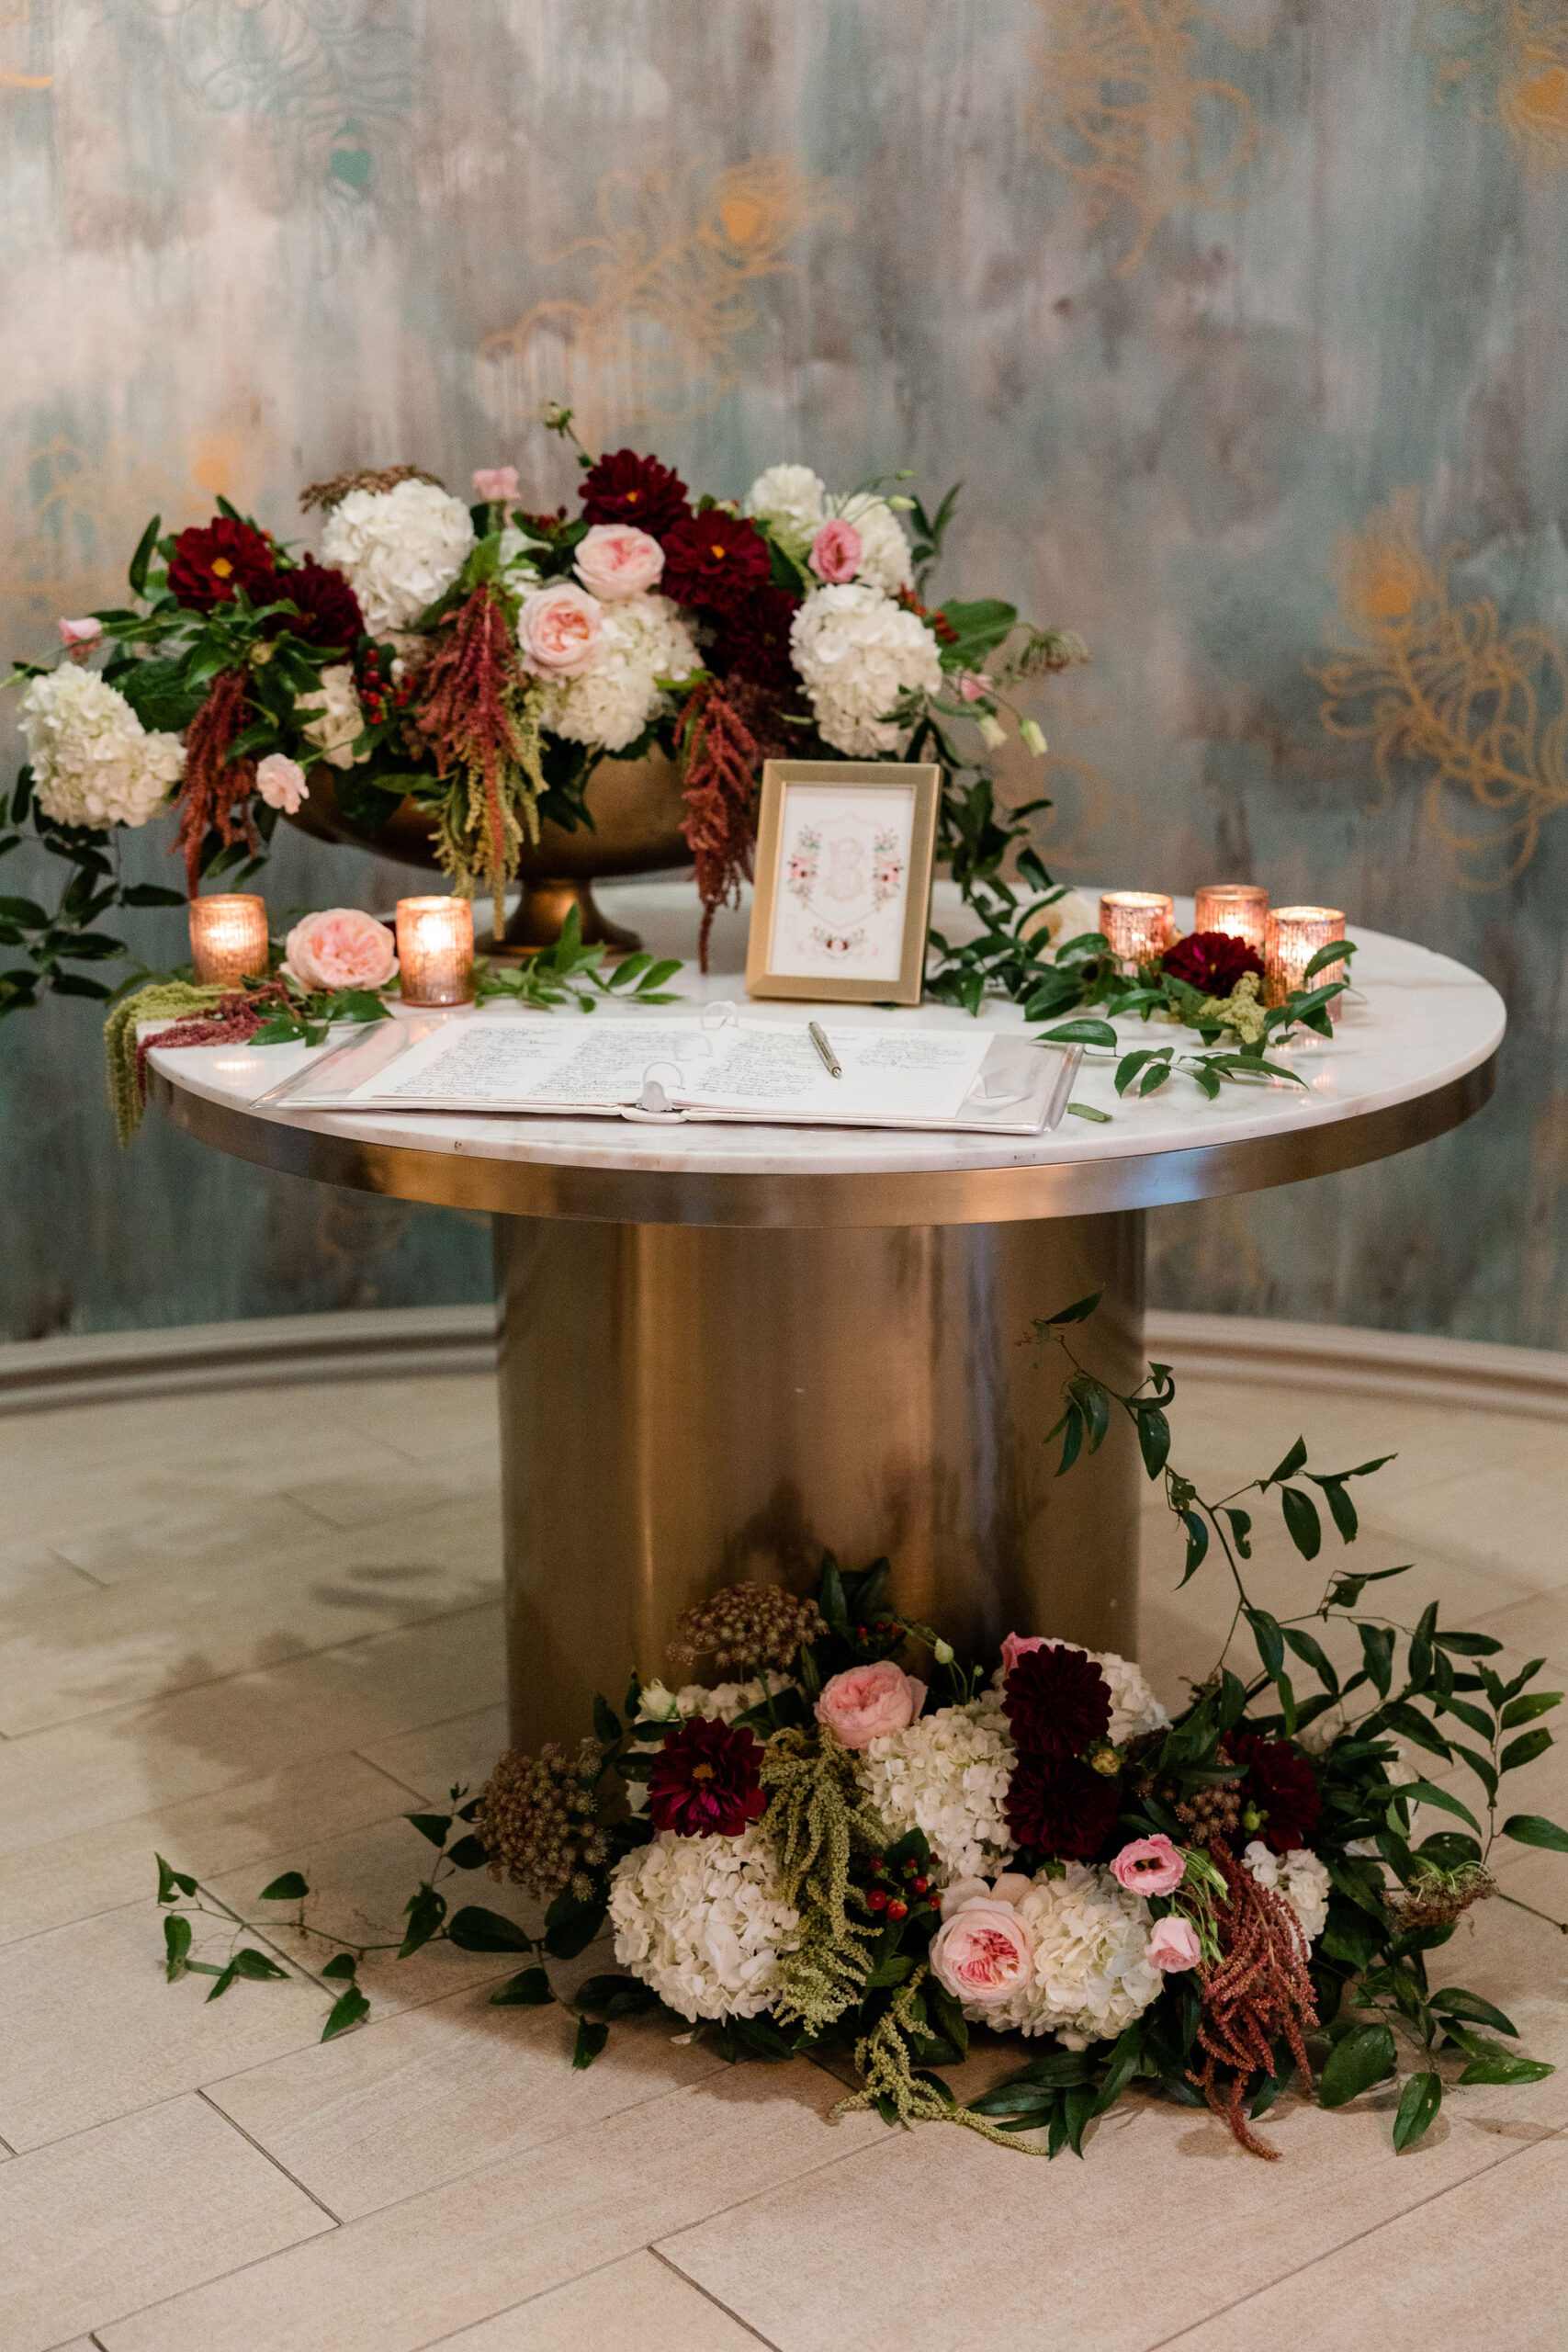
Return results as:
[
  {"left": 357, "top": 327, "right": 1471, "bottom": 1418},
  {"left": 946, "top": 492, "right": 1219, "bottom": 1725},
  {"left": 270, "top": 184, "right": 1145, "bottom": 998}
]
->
[
  {"left": 352, "top": 1751, "right": 446, "bottom": 1804},
  {"left": 0, "top": 1594, "right": 504, "bottom": 1750},
  {"left": 649, "top": 2244, "right": 785, "bottom": 2348},
  {"left": 1140, "top": 2126, "right": 1558, "bottom": 2350},
  {"left": 194, "top": 2086, "right": 344, "bottom": 2228}
]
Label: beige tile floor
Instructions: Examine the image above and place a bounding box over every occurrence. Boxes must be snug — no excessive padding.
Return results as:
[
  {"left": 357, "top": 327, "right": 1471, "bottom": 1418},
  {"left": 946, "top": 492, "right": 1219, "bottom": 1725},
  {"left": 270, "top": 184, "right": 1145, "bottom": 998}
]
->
[{"left": 3, "top": 1366, "right": 1567, "bottom": 2352}]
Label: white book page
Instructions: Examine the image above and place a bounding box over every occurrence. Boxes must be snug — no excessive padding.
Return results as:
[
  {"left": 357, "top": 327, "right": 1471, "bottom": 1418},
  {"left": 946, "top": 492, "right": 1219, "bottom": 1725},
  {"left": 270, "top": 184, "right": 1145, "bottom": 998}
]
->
[
  {"left": 356, "top": 1017, "right": 721, "bottom": 1106},
  {"left": 677, "top": 1023, "right": 992, "bottom": 1123}
]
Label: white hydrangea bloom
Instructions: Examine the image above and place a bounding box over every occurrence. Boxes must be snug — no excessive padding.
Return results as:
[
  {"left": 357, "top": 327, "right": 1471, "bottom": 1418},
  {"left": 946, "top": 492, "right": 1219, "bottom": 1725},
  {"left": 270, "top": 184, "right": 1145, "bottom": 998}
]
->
[
  {"left": 294, "top": 663, "right": 367, "bottom": 770},
  {"left": 790, "top": 582, "right": 943, "bottom": 757},
  {"left": 536, "top": 592, "right": 700, "bottom": 753},
  {"left": 981, "top": 1864, "right": 1162, "bottom": 2045},
  {"left": 831, "top": 492, "right": 915, "bottom": 594},
  {"left": 608, "top": 1826, "right": 799, "bottom": 2022},
  {"left": 321, "top": 479, "right": 475, "bottom": 634},
  {"left": 745, "top": 463, "right": 827, "bottom": 543},
  {"left": 984, "top": 1643, "right": 1168, "bottom": 1747},
  {"left": 861, "top": 1699, "right": 1018, "bottom": 1884},
  {"left": 1243, "top": 1841, "right": 1330, "bottom": 1946},
  {"left": 19, "top": 666, "right": 184, "bottom": 828},
  {"left": 497, "top": 522, "right": 545, "bottom": 597}
]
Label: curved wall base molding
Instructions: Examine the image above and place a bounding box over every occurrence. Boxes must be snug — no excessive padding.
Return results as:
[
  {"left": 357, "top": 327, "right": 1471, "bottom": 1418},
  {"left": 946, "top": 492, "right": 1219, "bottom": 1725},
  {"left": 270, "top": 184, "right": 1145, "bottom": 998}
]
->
[{"left": 1, "top": 1303, "right": 1564, "bottom": 1423}]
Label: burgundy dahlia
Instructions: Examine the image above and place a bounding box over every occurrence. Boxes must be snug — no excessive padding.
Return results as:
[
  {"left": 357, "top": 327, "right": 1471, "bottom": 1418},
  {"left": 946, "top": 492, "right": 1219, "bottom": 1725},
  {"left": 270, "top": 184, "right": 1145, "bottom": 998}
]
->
[
  {"left": 647, "top": 1714, "right": 766, "bottom": 1838},
  {"left": 1005, "top": 1754, "right": 1120, "bottom": 1861},
  {"left": 660, "top": 511, "right": 772, "bottom": 614},
  {"left": 269, "top": 555, "right": 365, "bottom": 650},
  {"left": 1004, "top": 1643, "right": 1113, "bottom": 1759},
  {"left": 580, "top": 447, "right": 691, "bottom": 538},
  {"left": 1161, "top": 930, "right": 1265, "bottom": 996},
  {"left": 711, "top": 583, "right": 801, "bottom": 692},
  {"left": 166, "top": 516, "right": 281, "bottom": 613},
  {"left": 1229, "top": 1729, "right": 1321, "bottom": 1855}
]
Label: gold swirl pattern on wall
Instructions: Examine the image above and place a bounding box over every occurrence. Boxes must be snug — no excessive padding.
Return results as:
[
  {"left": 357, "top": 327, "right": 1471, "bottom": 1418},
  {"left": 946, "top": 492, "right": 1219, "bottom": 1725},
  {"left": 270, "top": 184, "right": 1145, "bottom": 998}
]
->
[
  {"left": 1314, "top": 489, "right": 1568, "bottom": 887},
  {"left": 1418, "top": 0, "right": 1568, "bottom": 170},
  {"left": 1027, "top": 1, "right": 1279, "bottom": 277},
  {"left": 478, "top": 153, "right": 845, "bottom": 438}
]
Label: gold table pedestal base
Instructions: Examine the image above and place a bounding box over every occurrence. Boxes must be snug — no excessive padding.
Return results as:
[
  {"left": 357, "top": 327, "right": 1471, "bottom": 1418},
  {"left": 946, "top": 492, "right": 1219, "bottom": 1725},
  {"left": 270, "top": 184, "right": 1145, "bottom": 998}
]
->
[{"left": 495, "top": 1211, "right": 1145, "bottom": 1749}]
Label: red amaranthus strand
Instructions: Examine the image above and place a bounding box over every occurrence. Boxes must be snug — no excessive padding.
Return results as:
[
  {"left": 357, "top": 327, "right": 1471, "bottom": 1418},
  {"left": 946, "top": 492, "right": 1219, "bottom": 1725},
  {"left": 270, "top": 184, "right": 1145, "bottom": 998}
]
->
[
  {"left": 676, "top": 679, "right": 760, "bottom": 971},
  {"left": 1189, "top": 1841, "right": 1318, "bottom": 2158},
  {"left": 175, "top": 669, "right": 258, "bottom": 896},
  {"left": 135, "top": 982, "right": 289, "bottom": 1104},
  {"left": 415, "top": 583, "right": 531, "bottom": 937}
]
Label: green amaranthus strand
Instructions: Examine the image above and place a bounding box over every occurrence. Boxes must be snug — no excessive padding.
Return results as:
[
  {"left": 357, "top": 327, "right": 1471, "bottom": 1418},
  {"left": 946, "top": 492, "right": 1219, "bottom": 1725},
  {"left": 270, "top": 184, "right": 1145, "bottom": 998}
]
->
[
  {"left": 759, "top": 1724, "right": 884, "bottom": 2035},
  {"left": 104, "top": 982, "right": 224, "bottom": 1147},
  {"left": 829, "top": 1963, "right": 1042, "bottom": 2154}
]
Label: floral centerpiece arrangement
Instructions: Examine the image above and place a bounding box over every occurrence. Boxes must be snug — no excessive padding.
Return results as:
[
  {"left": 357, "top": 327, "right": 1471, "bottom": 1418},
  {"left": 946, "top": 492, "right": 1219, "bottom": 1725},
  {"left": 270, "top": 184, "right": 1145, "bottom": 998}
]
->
[
  {"left": 155, "top": 1297, "right": 1566, "bottom": 2163},
  {"left": 1, "top": 410, "right": 1090, "bottom": 1021}
]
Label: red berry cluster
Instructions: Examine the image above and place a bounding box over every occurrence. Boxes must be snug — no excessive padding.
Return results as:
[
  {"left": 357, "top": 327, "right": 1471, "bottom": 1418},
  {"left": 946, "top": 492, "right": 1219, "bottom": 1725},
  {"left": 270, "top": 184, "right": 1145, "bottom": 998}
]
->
[
  {"left": 850, "top": 1615, "right": 904, "bottom": 1661},
  {"left": 357, "top": 647, "right": 412, "bottom": 727},
  {"left": 896, "top": 584, "right": 958, "bottom": 646},
  {"left": 862, "top": 1852, "right": 939, "bottom": 1927}
]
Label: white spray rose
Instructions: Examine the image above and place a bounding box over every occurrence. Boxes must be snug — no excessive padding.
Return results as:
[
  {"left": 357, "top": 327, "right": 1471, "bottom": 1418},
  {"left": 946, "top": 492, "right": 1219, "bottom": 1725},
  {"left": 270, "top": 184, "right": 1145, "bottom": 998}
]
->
[
  {"left": 608, "top": 1826, "right": 799, "bottom": 2022},
  {"left": 321, "top": 479, "right": 475, "bottom": 634},
  {"left": 18, "top": 666, "right": 184, "bottom": 828},
  {"left": 790, "top": 582, "right": 943, "bottom": 757},
  {"left": 294, "top": 664, "right": 367, "bottom": 770},
  {"left": 1243, "top": 1842, "right": 1331, "bottom": 1945},
  {"left": 744, "top": 464, "right": 828, "bottom": 542}
]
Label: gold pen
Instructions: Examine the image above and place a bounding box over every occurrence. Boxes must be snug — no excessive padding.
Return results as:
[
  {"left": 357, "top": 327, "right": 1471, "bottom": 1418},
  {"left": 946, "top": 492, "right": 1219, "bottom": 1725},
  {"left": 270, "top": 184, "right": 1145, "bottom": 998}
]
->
[{"left": 808, "top": 1020, "right": 842, "bottom": 1080}]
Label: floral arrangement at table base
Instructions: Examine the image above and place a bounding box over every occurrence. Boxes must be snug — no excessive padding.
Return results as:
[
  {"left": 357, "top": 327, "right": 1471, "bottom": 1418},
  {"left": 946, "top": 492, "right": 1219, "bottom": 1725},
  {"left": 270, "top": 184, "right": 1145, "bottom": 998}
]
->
[{"left": 153, "top": 1298, "right": 1566, "bottom": 2164}]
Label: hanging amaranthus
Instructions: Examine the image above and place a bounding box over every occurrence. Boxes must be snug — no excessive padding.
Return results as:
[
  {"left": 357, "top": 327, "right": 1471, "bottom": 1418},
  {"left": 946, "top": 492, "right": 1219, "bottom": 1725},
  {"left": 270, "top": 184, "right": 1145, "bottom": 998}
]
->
[
  {"left": 175, "top": 669, "right": 258, "bottom": 895},
  {"left": 675, "top": 678, "right": 759, "bottom": 971},
  {"left": 1190, "top": 1840, "right": 1318, "bottom": 2158},
  {"left": 414, "top": 583, "right": 544, "bottom": 945}
]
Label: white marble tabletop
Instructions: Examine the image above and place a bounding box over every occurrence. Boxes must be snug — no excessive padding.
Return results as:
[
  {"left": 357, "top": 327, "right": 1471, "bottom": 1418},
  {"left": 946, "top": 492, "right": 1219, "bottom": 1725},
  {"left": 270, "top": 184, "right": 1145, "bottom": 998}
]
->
[{"left": 145, "top": 878, "right": 1505, "bottom": 1220}]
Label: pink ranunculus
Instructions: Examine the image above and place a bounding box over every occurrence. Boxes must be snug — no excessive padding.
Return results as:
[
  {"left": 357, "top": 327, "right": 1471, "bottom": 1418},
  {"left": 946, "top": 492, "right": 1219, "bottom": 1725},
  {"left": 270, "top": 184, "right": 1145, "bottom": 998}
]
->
[
  {"left": 957, "top": 670, "right": 993, "bottom": 703},
  {"left": 284, "top": 907, "right": 396, "bottom": 992},
  {"left": 1146, "top": 1916, "right": 1202, "bottom": 1973},
  {"left": 471, "top": 466, "right": 519, "bottom": 501},
  {"left": 930, "top": 1897, "right": 1036, "bottom": 2009},
  {"left": 58, "top": 616, "right": 104, "bottom": 648},
  {"left": 574, "top": 522, "right": 666, "bottom": 602},
  {"left": 255, "top": 753, "right": 309, "bottom": 815},
  {"left": 1111, "top": 1835, "right": 1186, "bottom": 1897},
  {"left": 999, "top": 1632, "right": 1048, "bottom": 1678},
  {"left": 814, "top": 1659, "right": 926, "bottom": 1750},
  {"left": 809, "top": 518, "right": 863, "bottom": 583},
  {"left": 517, "top": 581, "right": 604, "bottom": 676}
]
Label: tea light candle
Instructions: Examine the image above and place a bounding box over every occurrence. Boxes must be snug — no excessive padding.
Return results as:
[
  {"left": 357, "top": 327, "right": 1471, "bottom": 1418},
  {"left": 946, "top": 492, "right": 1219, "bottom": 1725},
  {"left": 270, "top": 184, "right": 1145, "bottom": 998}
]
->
[
  {"left": 1266, "top": 905, "right": 1347, "bottom": 1014},
  {"left": 1193, "top": 883, "right": 1269, "bottom": 955},
  {"left": 396, "top": 896, "right": 475, "bottom": 1006},
  {"left": 188, "top": 894, "right": 269, "bottom": 985},
  {"left": 1100, "top": 891, "right": 1174, "bottom": 972}
]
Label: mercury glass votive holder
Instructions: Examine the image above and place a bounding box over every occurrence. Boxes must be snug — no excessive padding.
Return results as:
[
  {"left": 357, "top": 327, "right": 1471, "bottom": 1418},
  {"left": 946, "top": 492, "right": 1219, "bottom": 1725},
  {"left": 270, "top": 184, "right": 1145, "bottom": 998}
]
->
[
  {"left": 1266, "top": 905, "right": 1346, "bottom": 1015},
  {"left": 1193, "top": 883, "right": 1269, "bottom": 955},
  {"left": 188, "top": 894, "right": 269, "bottom": 985},
  {"left": 396, "top": 896, "right": 475, "bottom": 1006},
  {"left": 1100, "top": 891, "right": 1175, "bottom": 973}
]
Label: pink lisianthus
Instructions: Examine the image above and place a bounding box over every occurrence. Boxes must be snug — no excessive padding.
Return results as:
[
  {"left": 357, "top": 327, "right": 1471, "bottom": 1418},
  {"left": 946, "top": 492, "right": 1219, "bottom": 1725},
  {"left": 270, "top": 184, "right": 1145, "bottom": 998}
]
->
[
  {"left": 808, "top": 518, "right": 862, "bottom": 583},
  {"left": 574, "top": 522, "right": 665, "bottom": 601},
  {"left": 1145, "top": 1916, "right": 1202, "bottom": 1973},
  {"left": 518, "top": 581, "right": 604, "bottom": 675},
  {"left": 58, "top": 616, "right": 104, "bottom": 648},
  {"left": 956, "top": 670, "right": 993, "bottom": 703},
  {"left": 1110, "top": 1835, "right": 1185, "bottom": 1897},
  {"left": 283, "top": 907, "right": 396, "bottom": 991},
  {"left": 814, "top": 1659, "right": 926, "bottom": 1749},
  {"left": 255, "top": 753, "right": 309, "bottom": 815},
  {"left": 471, "top": 466, "right": 519, "bottom": 501},
  {"left": 929, "top": 1894, "right": 1035, "bottom": 2008}
]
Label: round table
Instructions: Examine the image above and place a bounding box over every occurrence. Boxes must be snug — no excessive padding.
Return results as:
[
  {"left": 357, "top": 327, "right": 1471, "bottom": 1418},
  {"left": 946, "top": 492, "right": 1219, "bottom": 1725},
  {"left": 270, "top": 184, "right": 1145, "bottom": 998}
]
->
[{"left": 147, "top": 880, "right": 1504, "bottom": 1747}]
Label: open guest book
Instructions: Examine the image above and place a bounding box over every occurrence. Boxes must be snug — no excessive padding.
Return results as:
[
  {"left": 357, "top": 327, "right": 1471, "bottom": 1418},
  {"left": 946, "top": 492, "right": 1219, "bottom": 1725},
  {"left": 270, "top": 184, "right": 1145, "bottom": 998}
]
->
[{"left": 254, "top": 1012, "right": 1081, "bottom": 1136}]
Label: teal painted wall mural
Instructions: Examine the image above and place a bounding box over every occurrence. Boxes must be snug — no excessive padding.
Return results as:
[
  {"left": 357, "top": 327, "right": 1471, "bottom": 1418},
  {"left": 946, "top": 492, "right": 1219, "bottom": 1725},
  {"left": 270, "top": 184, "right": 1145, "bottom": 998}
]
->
[{"left": 2, "top": 0, "right": 1566, "bottom": 1346}]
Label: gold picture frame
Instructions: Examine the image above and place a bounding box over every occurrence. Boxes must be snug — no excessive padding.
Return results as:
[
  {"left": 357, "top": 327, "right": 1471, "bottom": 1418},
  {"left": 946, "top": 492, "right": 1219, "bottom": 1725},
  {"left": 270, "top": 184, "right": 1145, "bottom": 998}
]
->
[{"left": 745, "top": 761, "right": 941, "bottom": 1005}]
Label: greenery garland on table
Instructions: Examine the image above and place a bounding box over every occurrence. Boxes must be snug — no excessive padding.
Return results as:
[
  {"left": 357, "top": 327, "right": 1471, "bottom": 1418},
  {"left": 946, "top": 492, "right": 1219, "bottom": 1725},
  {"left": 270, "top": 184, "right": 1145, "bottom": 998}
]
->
[{"left": 153, "top": 1296, "right": 1566, "bottom": 2164}]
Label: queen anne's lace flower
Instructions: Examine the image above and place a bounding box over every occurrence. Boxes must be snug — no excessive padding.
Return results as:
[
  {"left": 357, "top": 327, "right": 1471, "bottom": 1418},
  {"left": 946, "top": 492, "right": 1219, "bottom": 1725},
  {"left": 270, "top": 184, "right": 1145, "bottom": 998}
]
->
[
  {"left": 536, "top": 593, "right": 700, "bottom": 753},
  {"left": 19, "top": 666, "right": 184, "bottom": 827},
  {"left": 830, "top": 492, "right": 914, "bottom": 594},
  {"left": 1242, "top": 1841, "right": 1331, "bottom": 1945},
  {"left": 790, "top": 582, "right": 943, "bottom": 756},
  {"left": 321, "top": 479, "right": 475, "bottom": 635},
  {"left": 609, "top": 1826, "right": 799, "bottom": 2021},
  {"left": 861, "top": 1700, "right": 1018, "bottom": 1884},
  {"left": 980, "top": 1864, "right": 1162, "bottom": 2044},
  {"left": 294, "top": 664, "right": 367, "bottom": 770}
]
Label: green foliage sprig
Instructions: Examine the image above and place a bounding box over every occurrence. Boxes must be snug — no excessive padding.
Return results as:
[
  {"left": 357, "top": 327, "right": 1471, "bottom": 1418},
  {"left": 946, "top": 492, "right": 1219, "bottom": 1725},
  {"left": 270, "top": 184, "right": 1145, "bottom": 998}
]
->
[{"left": 472, "top": 902, "right": 682, "bottom": 1012}]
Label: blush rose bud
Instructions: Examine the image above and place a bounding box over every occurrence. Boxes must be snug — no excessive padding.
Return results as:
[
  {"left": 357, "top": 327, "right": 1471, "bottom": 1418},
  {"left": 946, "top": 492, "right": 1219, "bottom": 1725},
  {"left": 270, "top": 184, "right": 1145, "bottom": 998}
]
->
[{"left": 1145, "top": 1916, "right": 1202, "bottom": 1972}]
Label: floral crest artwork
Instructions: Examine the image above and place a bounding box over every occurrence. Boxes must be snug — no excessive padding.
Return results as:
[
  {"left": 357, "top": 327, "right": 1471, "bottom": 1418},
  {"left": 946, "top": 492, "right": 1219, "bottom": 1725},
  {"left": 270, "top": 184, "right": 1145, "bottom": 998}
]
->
[{"left": 154, "top": 1298, "right": 1568, "bottom": 2167}]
